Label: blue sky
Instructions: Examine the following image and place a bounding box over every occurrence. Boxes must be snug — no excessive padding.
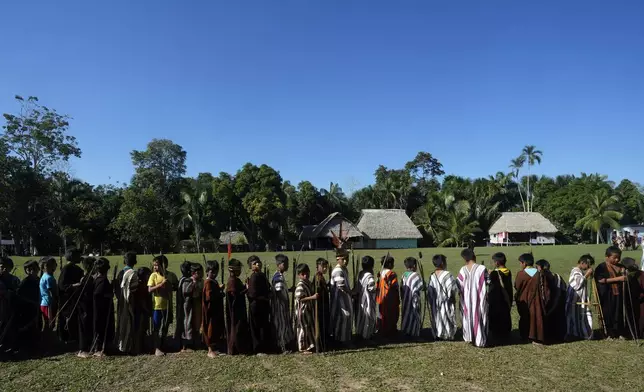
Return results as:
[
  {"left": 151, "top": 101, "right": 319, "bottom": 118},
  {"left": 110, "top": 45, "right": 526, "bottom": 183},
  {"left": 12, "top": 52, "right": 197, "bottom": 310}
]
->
[{"left": 1, "top": 0, "right": 643, "bottom": 192}]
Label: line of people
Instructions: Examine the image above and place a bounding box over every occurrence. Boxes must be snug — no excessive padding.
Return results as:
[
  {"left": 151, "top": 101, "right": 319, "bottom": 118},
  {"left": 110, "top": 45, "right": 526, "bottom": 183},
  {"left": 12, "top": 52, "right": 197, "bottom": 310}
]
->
[{"left": 0, "top": 245, "right": 643, "bottom": 359}]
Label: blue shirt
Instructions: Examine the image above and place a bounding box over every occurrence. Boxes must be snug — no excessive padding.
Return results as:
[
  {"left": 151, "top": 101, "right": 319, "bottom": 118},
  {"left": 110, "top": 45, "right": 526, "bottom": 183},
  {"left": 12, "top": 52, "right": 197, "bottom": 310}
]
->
[{"left": 40, "top": 273, "right": 56, "bottom": 306}]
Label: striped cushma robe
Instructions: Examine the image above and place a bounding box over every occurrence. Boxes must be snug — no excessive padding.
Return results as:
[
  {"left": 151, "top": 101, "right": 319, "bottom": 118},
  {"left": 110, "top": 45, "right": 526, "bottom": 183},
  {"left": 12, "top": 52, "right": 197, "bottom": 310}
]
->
[
  {"left": 355, "top": 270, "right": 377, "bottom": 339},
  {"left": 565, "top": 267, "right": 592, "bottom": 340},
  {"left": 272, "top": 271, "right": 294, "bottom": 351},
  {"left": 428, "top": 270, "right": 458, "bottom": 340},
  {"left": 294, "top": 279, "right": 315, "bottom": 352},
  {"left": 401, "top": 271, "right": 422, "bottom": 337},
  {"left": 330, "top": 266, "right": 353, "bottom": 343},
  {"left": 457, "top": 264, "right": 489, "bottom": 347}
]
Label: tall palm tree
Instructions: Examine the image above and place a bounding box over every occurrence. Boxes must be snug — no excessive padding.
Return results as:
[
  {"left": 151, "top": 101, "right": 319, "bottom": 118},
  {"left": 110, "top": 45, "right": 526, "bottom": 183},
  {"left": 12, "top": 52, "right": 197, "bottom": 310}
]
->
[
  {"left": 522, "top": 145, "right": 542, "bottom": 212},
  {"left": 321, "top": 182, "right": 346, "bottom": 213},
  {"left": 509, "top": 156, "right": 527, "bottom": 212},
  {"left": 176, "top": 186, "right": 209, "bottom": 252},
  {"left": 575, "top": 189, "right": 623, "bottom": 244}
]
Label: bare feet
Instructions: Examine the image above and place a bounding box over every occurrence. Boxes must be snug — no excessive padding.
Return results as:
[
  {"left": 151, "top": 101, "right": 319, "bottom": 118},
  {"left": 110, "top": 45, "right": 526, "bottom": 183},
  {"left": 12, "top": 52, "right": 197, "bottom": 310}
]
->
[
  {"left": 207, "top": 351, "right": 216, "bottom": 359},
  {"left": 182, "top": 348, "right": 194, "bottom": 353},
  {"left": 93, "top": 351, "right": 105, "bottom": 358},
  {"left": 77, "top": 351, "right": 90, "bottom": 358},
  {"left": 155, "top": 349, "right": 165, "bottom": 357},
  {"left": 300, "top": 351, "right": 313, "bottom": 355}
]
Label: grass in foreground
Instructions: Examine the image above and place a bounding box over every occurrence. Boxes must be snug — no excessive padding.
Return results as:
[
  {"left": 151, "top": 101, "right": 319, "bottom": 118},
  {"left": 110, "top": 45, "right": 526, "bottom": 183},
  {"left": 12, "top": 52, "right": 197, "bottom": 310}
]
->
[{"left": 1, "top": 245, "right": 642, "bottom": 391}]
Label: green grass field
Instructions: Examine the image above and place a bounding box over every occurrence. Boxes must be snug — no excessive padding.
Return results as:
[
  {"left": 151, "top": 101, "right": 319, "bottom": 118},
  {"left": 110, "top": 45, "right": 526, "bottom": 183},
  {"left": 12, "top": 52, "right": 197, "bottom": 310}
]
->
[{"left": 1, "top": 245, "right": 642, "bottom": 392}]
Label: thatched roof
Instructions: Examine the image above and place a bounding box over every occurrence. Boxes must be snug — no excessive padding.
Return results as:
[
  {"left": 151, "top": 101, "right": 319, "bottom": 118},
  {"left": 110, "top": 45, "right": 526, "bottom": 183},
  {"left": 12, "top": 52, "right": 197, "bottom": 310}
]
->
[
  {"left": 311, "top": 212, "right": 363, "bottom": 239},
  {"left": 299, "top": 225, "right": 318, "bottom": 240},
  {"left": 219, "top": 231, "right": 248, "bottom": 244},
  {"left": 357, "top": 209, "right": 422, "bottom": 240},
  {"left": 489, "top": 212, "right": 558, "bottom": 234}
]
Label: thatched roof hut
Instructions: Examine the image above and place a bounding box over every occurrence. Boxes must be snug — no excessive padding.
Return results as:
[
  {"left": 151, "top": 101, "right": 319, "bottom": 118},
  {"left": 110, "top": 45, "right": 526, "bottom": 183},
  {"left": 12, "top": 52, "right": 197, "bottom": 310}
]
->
[
  {"left": 298, "top": 225, "right": 318, "bottom": 241},
  {"left": 489, "top": 212, "right": 557, "bottom": 245},
  {"left": 356, "top": 209, "right": 422, "bottom": 249},
  {"left": 219, "top": 231, "right": 248, "bottom": 245},
  {"left": 299, "top": 213, "right": 362, "bottom": 249}
]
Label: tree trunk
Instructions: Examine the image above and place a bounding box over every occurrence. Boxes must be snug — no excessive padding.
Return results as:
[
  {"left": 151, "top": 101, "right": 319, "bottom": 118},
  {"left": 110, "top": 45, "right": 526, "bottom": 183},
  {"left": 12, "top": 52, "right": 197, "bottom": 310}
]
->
[
  {"left": 527, "top": 165, "right": 531, "bottom": 212},
  {"left": 596, "top": 230, "right": 600, "bottom": 244}
]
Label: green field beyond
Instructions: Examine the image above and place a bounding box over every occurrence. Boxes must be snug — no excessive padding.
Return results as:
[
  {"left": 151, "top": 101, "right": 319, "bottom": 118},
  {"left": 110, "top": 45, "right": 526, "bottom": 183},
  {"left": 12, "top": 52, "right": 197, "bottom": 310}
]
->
[{"left": 2, "top": 245, "right": 642, "bottom": 392}]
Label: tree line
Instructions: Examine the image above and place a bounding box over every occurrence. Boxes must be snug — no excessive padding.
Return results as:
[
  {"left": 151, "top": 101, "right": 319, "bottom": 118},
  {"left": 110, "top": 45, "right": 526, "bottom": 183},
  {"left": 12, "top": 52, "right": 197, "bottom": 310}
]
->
[{"left": 1, "top": 95, "right": 642, "bottom": 255}]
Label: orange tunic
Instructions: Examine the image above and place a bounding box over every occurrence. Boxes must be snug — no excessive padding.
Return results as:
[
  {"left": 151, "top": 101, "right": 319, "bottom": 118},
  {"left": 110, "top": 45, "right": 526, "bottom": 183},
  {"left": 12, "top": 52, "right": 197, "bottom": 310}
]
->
[{"left": 376, "top": 269, "right": 400, "bottom": 337}]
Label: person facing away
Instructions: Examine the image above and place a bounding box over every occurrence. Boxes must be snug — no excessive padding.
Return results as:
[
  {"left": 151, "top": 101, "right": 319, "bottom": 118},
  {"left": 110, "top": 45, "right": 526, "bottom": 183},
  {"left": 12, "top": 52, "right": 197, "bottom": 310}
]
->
[
  {"left": 39, "top": 257, "right": 59, "bottom": 346},
  {"left": 427, "top": 254, "right": 458, "bottom": 341},
  {"left": 181, "top": 262, "right": 204, "bottom": 351},
  {"left": 457, "top": 248, "right": 489, "bottom": 347},
  {"left": 58, "top": 247, "right": 85, "bottom": 344},
  {"left": 355, "top": 256, "right": 377, "bottom": 341},
  {"left": 376, "top": 255, "right": 400, "bottom": 339},
  {"left": 147, "top": 257, "right": 170, "bottom": 356},
  {"left": 16, "top": 260, "right": 41, "bottom": 353},
  {"left": 92, "top": 257, "right": 114, "bottom": 357},
  {"left": 594, "top": 246, "right": 626, "bottom": 339},
  {"left": 294, "top": 263, "right": 318, "bottom": 354},
  {"left": 401, "top": 257, "right": 423, "bottom": 338},
  {"left": 487, "top": 252, "right": 513, "bottom": 344},
  {"left": 620, "top": 257, "right": 644, "bottom": 340},
  {"left": 77, "top": 256, "right": 96, "bottom": 358},
  {"left": 117, "top": 251, "right": 139, "bottom": 354},
  {"left": 135, "top": 267, "right": 153, "bottom": 354},
  {"left": 246, "top": 255, "right": 272, "bottom": 355},
  {"left": 175, "top": 261, "right": 192, "bottom": 348},
  {"left": 202, "top": 260, "right": 226, "bottom": 358},
  {"left": 565, "top": 254, "right": 594, "bottom": 340},
  {"left": 0, "top": 256, "right": 21, "bottom": 354},
  {"left": 226, "top": 258, "right": 251, "bottom": 355},
  {"left": 536, "top": 259, "right": 568, "bottom": 344},
  {"left": 314, "top": 258, "right": 331, "bottom": 352},
  {"left": 514, "top": 253, "right": 538, "bottom": 341},
  {"left": 330, "top": 248, "right": 354, "bottom": 346},
  {"left": 272, "top": 253, "right": 295, "bottom": 353}
]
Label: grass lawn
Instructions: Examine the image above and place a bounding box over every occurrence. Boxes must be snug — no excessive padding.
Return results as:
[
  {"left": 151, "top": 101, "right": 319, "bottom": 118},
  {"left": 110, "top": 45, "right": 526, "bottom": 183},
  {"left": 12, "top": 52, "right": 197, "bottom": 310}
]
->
[{"left": 1, "top": 245, "right": 642, "bottom": 392}]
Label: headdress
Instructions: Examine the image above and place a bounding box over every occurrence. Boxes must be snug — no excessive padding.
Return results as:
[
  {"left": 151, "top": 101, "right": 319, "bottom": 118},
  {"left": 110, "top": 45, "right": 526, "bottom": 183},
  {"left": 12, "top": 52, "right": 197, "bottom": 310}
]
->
[{"left": 331, "top": 221, "right": 350, "bottom": 258}]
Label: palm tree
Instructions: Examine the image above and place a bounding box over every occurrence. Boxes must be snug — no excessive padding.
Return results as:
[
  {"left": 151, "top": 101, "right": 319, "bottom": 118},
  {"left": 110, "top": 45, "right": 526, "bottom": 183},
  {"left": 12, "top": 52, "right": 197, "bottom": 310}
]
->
[
  {"left": 321, "top": 182, "right": 346, "bottom": 213},
  {"left": 509, "top": 156, "right": 527, "bottom": 212},
  {"left": 522, "top": 145, "right": 543, "bottom": 212},
  {"left": 176, "top": 185, "right": 209, "bottom": 252},
  {"left": 436, "top": 198, "right": 480, "bottom": 247},
  {"left": 575, "top": 189, "right": 623, "bottom": 244}
]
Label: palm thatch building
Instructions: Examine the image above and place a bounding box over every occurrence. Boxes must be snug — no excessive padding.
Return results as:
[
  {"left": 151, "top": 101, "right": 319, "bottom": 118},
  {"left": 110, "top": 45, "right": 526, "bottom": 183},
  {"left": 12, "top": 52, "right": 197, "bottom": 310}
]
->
[
  {"left": 218, "top": 231, "right": 249, "bottom": 251},
  {"left": 489, "top": 212, "right": 558, "bottom": 245},
  {"left": 299, "top": 212, "right": 362, "bottom": 249},
  {"left": 356, "top": 209, "right": 422, "bottom": 249}
]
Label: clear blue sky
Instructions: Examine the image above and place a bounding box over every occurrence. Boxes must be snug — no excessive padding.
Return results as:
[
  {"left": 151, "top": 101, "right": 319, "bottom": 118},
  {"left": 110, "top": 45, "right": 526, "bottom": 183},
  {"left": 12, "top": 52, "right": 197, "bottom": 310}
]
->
[{"left": 1, "top": 0, "right": 643, "bottom": 192}]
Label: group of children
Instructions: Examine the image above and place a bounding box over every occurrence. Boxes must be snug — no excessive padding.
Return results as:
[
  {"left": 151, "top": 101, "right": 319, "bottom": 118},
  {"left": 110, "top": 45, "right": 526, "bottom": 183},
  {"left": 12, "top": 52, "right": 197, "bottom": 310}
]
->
[{"left": 0, "top": 245, "right": 643, "bottom": 359}]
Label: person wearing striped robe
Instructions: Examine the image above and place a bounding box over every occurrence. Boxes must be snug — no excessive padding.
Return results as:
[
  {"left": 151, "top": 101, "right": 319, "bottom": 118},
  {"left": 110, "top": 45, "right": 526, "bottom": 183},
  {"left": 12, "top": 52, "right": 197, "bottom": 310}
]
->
[
  {"left": 565, "top": 254, "right": 594, "bottom": 340},
  {"left": 355, "top": 256, "right": 377, "bottom": 340},
  {"left": 294, "top": 264, "right": 317, "bottom": 354},
  {"left": 330, "top": 249, "right": 353, "bottom": 345},
  {"left": 272, "top": 254, "right": 295, "bottom": 353},
  {"left": 117, "top": 253, "right": 139, "bottom": 354},
  {"left": 401, "top": 257, "right": 422, "bottom": 338},
  {"left": 427, "top": 254, "right": 458, "bottom": 340},
  {"left": 457, "top": 249, "right": 489, "bottom": 348}
]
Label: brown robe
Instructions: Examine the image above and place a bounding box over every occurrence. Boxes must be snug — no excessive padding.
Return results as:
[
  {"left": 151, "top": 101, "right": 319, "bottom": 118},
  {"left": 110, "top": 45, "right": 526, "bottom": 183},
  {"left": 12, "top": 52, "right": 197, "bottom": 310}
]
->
[
  {"left": 202, "top": 278, "right": 225, "bottom": 350},
  {"left": 514, "top": 269, "right": 534, "bottom": 340},
  {"left": 226, "top": 275, "right": 251, "bottom": 355}
]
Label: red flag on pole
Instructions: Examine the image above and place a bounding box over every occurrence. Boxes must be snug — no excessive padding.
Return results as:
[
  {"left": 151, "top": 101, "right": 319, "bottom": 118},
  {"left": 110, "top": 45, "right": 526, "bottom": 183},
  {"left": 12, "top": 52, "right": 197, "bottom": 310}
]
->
[{"left": 227, "top": 240, "right": 232, "bottom": 260}]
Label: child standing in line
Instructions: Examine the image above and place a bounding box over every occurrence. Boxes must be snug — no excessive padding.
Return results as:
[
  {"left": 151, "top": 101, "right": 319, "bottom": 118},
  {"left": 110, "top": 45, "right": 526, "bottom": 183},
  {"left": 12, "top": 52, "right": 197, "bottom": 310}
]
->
[
  {"left": 39, "top": 257, "right": 58, "bottom": 346},
  {"left": 202, "top": 260, "right": 226, "bottom": 358},
  {"left": 401, "top": 257, "right": 422, "bottom": 339},
  {"left": 488, "top": 252, "right": 513, "bottom": 344},
  {"left": 92, "top": 257, "right": 114, "bottom": 357},
  {"left": 181, "top": 263, "right": 204, "bottom": 351},
  {"left": 148, "top": 257, "right": 170, "bottom": 356},
  {"left": 272, "top": 254, "right": 294, "bottom": 353},
  {"left": 565, "top": 254, "right": 594, "bottom": 340},
  {"left": 17, "top": 260, "right": 42, "bottom": 353},
  {"left": 226, "top": 259, "right": 251, "bottom": 355},
  {"left": 175, "top": 261, "right": 192, "bottom": 351},
  {"left": 427, "top": 254, "right": 458, "bottom": 341},
  {"left": 314, "top": 258, "right": 331, "bottom": 352},
  {"left": 376, "top": 255, "right": 399, "bottom": 339},
  {"left": 294, "top": 264, "right": 318, "bottom": 354},
  {"left": 355, "top": 256, "right": 377, "bottom": 341},
  {"left": 157, "top": 255, "right": 178, "bottom": 348},
  {"left": 246, "top": 255, "right": 272, "bottom": 355}
]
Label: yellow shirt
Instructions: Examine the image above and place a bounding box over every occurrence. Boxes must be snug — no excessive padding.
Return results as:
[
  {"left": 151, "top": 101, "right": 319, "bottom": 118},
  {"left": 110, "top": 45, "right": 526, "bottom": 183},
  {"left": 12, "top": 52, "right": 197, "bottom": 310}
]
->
[{"left": 147, "top": 272, "right": 169, "bottom": 310}]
